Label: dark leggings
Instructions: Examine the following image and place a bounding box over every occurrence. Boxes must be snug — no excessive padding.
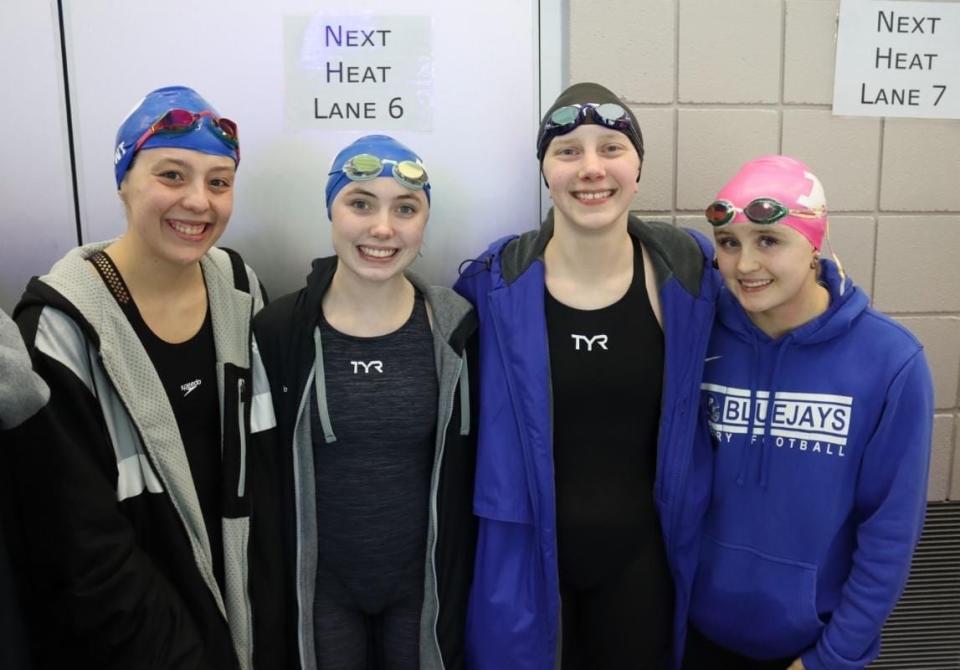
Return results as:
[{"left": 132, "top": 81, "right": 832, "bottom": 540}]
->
[
  {"left": 682, "top": 626, "right": 796, "bottom": 670},
  {"left": 560, "top": 553, "right": 673, "bottom": 669},
  {"left": 313, "top": 563, "right": 421, "bottom": 670}
]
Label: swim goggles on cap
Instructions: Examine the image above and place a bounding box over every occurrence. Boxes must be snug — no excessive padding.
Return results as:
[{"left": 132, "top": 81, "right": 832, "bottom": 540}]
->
[
  {"left": 538, "top": 102, "right": 642, "bottom": 157},
  {"left": 133, "top": 109, "right": 239, "bottom": 156},
  {"left": 705, "top": 197, "right": 826, "bottom": 227},
  {"left": 339, "top": 153, "right": 429, "bottom": 190}
]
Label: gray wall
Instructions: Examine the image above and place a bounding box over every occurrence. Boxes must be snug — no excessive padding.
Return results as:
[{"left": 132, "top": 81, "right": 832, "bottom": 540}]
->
[{"left": 567, "top": 0, "right": 960, "bottom": 501}]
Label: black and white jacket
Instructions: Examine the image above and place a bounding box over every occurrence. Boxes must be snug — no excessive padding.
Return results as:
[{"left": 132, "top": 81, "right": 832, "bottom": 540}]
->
[{"left": 5, "top": 241, "right": 271, "bottom": 670}]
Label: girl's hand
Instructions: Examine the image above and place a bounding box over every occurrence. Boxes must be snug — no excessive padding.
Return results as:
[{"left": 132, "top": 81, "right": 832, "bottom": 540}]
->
[{"left": 787, "top": 659, "right": 805, "bottom": 670}]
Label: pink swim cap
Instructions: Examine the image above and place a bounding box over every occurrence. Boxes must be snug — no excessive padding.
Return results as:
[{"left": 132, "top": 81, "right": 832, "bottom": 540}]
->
[{"left": 713, "top": 155, "right": 828, "bottom": 250}]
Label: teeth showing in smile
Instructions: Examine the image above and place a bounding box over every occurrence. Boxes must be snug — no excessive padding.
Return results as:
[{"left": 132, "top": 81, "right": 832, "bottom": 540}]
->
[
  {"left": 170, "top": 220, "right": 206, "bottom": 236},
  {"left": 359, "top": 246, "right": 398, "bottom": 258},
  {"left": 574, "top": 190, "right": 613, "bottom": 201},
  {"left": 740, "top": 279, "right": 773, "bottom": 288}
]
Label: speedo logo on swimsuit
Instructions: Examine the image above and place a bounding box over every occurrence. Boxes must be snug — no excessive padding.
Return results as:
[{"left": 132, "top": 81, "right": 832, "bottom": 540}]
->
[
  {"left": 571, "top": 334, "right": 608, "bottom": 352},
  {"left": 702, "top": 383, "right": 853, "bottom": 456},
  {"left": 351, "top": 360, "right": 383, "bottom": 374},
  {"left": 180, "top": 379, "right": 202, "bottom": 397}
]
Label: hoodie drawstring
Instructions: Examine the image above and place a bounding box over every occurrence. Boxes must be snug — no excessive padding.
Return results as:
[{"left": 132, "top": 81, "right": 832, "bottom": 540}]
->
[
  {"left": 312, "top": 327, "right": 337, "bottom": 443},
  {"left": 759, "top": 337, "right": 792, "bottom": 488},
  {"left": 735, "top": 339, "right": 762, "bottom": 486},
  {"left": 458, "top": 351, "right": 471, "bottom": 436},
  {"left": 734, "top": 335, "right": 792, "bottom": 488}
]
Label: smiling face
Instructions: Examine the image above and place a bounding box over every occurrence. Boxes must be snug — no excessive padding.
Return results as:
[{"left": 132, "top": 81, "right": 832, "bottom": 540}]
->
[
  {"left": 714, "top": 222, "right": 825, "bottom": 335},
  {"left": 118, "top": 147, "right": 235, "bottom": 267},
  {"left": 329, "top": 177, "right": 429, "bottom": 285},
  {"left": 541, "top": 123, "right": 641, "bottom": 234}
]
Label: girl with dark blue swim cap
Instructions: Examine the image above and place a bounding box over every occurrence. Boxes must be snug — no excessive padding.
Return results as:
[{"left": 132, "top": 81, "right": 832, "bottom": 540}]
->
[{"left": 252, "top": 134, "right": 477, "bottom": 669}]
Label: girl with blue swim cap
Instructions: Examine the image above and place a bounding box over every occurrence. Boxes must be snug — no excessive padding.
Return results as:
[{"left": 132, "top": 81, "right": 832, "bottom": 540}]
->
[
  {"left": 6, "top": 86, "right": 265, "bottom": 668},
  {"left": 252, "top": 135, "right": 477, "bottom": 669}
]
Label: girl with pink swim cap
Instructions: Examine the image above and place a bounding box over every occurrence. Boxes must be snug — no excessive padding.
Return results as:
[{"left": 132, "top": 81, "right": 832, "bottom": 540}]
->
[{"left": 683, "top": 155, "right": 934, "bottom": 670}]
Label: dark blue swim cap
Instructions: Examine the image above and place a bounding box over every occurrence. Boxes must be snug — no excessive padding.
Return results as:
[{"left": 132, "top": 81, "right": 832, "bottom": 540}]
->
[{"left": 325, "top": 134, "right": 431, "bottom": 220}]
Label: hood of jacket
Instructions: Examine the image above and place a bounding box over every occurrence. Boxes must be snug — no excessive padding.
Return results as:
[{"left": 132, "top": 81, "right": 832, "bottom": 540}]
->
[
  {"left": 491, "top": 209, "right": 709, "bottom": 298},
  {"left": 712, "top": 259, "right": 868, "bottom": 487},
  {"left": 297, "top": 255, "right": 475, "bottom": 349},
  {"left": 715, "top": 259, "right": 866, "bottom": 347}
]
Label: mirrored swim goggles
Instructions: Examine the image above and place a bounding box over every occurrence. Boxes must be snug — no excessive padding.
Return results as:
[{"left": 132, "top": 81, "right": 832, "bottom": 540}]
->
[
  {"left": 336, "top": 153, "right": 429, "bottom": 190},
  {"left": 537, "top": 103, "right": 643, "bottom": 159},
  {"left": 133, "top": 109, "right": 239, "bottom": 157},
  {"left": 705, "top": 197, "right": 826, "bottom": 227}
]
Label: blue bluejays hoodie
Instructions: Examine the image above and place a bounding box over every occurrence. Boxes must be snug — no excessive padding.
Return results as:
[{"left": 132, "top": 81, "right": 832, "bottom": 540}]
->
[{"left": 689, "top": 260, "right": 933, "bottom": 670}]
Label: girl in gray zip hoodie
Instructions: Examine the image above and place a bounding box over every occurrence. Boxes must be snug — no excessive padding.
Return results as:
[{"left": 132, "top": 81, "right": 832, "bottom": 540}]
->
[{"left": 250, "top": 134, "right": 477, "bottom": 670}]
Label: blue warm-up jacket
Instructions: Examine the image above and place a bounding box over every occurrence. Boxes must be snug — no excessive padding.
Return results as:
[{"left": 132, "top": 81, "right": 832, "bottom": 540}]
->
[{"left": 454, "top": 214, "right": 722, "bottom": 669}]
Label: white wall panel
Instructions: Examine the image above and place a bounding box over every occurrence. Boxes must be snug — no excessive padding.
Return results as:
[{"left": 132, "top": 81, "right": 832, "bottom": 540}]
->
[
  {"left": 0, "top": 1, "right": 78, "bottom": 313},
  {"left": 61, "top": 1, "right": 546, "bottom": 297}
]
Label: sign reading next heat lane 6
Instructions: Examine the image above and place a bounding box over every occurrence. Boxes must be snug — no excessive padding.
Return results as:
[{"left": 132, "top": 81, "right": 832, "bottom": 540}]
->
[
  {"left": 285, "top": 15, "right": 433, "bottom": 131},
  {"left": 833, "top": 0, "right": 960, "bottom": 119}
]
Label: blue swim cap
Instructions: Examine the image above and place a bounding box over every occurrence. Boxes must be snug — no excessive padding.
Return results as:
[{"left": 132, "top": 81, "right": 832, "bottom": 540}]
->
[
  {"left": 114, "top": 86, "right": 239, "bottom": 188},
  {"left": 325, "top": 134, "right": 431, "bottom": 220}
]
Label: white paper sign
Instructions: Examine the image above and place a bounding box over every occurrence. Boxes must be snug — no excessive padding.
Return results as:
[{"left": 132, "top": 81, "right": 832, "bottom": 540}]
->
[
  {"left": 833, "top": 0, "right": 960, "bottom": 119},
  {"left": 285, "top": 15, "right": 433, "bottom": 130}
]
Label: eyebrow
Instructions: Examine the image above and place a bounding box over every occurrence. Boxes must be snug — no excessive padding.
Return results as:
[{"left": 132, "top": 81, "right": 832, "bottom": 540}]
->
[
  {"left": 342, "top": 187, "right": 423, "bottom": 203},
  {"left": 154, "top": 158, "right": 191, "bottom": 168},
  {"left": 717, "top": 227, "right": 786, "bottom": 240},
  {"left": 153, "top": 157, "right": 235, "bottom": 173}
]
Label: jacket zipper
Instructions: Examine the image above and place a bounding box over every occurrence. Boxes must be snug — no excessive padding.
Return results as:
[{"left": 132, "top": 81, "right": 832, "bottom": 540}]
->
[
  {"left": 292, "top": 365, "right": 316, "bottom": 667},
  {"left": 427, "top": 353, "right": 463, "bottom": 669},
  {"left": 666, "top": 298, "right": 714, "bottom": 551},
  {"left": 488, "top": 292, "right": 555, "bottom": 663},
  {"left": 237, "top": 377, "right": 247, "bottom": 498}
]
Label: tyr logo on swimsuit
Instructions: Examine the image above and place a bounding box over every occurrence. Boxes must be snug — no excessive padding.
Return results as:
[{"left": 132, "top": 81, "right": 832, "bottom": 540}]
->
[
  {"left": 351, "top": 360, "right": 384, "bottom": 374},
  {"left": 570, "top": 334, "right": 608, "bottom": 352}
]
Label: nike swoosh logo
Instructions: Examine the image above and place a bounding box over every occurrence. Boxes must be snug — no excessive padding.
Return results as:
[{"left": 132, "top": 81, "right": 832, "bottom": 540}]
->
[{"left": 705, "top": 355, "right": 723, "bottom": 363}]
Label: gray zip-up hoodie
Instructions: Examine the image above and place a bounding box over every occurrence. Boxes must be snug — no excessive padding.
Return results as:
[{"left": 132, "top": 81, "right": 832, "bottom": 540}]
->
[{"left": 250, "top": 255, "right": 478, "bottom": 670}]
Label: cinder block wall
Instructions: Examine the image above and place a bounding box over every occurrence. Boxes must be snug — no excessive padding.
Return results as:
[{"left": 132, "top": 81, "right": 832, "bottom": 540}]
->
[{"left": 568, "top": 0, "right": 960, "bottom": 501}]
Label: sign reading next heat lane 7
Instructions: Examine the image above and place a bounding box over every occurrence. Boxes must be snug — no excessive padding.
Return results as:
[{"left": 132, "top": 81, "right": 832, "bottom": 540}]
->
[{"left": 833, "top": 0, "right": 960, "bottom": 119}]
